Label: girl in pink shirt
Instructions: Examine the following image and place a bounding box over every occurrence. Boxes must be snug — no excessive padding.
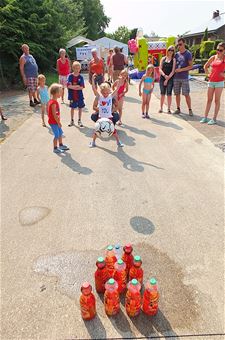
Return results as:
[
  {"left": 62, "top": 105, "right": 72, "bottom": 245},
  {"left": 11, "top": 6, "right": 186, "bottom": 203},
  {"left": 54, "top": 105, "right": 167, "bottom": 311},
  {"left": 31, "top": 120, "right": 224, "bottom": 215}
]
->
[
  {"left": 200, "top": 42, "right": 225, "bottom": 125},
  {"left": 112, "top": 70, "right": 129, "bottom": 126}
]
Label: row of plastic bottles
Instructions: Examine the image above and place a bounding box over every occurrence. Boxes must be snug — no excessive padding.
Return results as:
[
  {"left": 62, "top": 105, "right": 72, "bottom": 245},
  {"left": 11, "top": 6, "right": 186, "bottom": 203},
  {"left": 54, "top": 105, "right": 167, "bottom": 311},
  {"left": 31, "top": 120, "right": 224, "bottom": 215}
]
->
[
  {"left": 79, "top": 243, "right": 159, "bottom": 320},
  {"left": 80, "top": 277, "right": 159, "bottom": 320}
]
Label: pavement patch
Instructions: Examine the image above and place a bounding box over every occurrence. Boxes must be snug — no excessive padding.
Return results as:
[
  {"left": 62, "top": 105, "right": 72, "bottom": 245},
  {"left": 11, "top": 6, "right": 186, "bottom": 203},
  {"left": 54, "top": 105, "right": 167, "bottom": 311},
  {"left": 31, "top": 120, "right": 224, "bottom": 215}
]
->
[
  {"left": 130, "top": 216, "right": 155, "bottom": 235},
  {"left": 19, "top": 206, "right": 50, "bottom": 226}
]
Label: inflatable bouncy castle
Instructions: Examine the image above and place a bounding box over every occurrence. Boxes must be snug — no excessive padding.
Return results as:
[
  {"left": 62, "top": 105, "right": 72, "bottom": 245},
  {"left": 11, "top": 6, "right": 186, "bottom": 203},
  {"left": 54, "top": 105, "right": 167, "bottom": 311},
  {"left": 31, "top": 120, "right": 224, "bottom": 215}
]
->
[{"left": 128, "top": 30, "right": 176, "bottom": 80}]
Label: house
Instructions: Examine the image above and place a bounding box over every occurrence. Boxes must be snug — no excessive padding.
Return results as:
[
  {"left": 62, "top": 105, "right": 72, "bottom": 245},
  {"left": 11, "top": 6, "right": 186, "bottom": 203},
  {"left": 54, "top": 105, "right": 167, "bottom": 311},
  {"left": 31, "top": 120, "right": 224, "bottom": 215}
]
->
[{"left": 183, "top": 10, "right": 225, "bottom": 46}]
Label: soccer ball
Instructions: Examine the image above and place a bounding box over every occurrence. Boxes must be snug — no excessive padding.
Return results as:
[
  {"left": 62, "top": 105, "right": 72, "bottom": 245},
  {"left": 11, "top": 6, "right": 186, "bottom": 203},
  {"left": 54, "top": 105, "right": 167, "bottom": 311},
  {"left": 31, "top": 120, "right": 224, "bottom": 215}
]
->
[{"left": 95, "top": 118, "right": 115, "bottom": 138}]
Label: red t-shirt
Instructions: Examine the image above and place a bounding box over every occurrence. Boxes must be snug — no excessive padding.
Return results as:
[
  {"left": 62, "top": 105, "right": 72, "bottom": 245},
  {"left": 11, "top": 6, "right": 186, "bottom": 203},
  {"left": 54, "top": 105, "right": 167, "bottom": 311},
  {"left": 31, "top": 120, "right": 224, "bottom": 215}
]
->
[
  {"left": 89, "top": 58, "right": 104, "bottom": 75},
  {"left": 57, "top": 58, "right": 70, "bottom": 76},
  {"left": 48, "top": 99, "right": 60, "bottom": 124},
  {"left": 209, "top": 57, "right": 225, "bottom": 82}
]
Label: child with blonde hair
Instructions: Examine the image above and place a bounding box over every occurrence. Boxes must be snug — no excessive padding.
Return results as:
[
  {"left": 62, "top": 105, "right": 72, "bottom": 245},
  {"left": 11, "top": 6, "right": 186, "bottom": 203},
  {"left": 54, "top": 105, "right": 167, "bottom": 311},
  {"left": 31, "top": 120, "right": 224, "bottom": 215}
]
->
[
  {"left": 89, "top": 75, "right": 123, "bottom": 148},
  {"left": 67, "top": 61, "right": 85, "bottom": 127},
  {"left": 112, "top": 69, "right": 129, "bottom": 125},
  {"left": 139, "top": 64, "right": 155, "bottom": 119},
  {"left": 37, "top": 74, "right": 49, "bottom": 127},
  {"left": 48, "top": 83, "right": 69, "bottom": 153}
]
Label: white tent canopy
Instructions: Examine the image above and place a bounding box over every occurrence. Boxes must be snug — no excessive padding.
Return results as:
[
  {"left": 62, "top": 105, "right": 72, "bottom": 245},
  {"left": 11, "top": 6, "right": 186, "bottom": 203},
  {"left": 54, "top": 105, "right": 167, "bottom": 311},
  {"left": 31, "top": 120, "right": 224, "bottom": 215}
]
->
[
  {"left": 94, "top": 37, "right": 128, "bottom": 55},
  {"left": 67, "top": 35, "right": 95, "bottom": 49}
]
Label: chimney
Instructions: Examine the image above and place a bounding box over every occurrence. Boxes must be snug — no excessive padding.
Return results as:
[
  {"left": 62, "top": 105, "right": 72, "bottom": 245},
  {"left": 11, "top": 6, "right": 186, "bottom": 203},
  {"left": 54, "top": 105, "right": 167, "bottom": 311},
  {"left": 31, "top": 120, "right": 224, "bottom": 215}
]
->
[{"left": 213, "top": 10, "right": 220, "bottom": 19}]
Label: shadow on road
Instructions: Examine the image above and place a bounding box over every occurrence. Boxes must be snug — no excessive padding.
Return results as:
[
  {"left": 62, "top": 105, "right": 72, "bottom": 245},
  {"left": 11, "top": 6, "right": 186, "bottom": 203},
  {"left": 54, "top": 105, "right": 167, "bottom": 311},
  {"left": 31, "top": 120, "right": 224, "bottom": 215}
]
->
[
  {"left": 58, "top": 152, "right": 92, "bottom": 175},
  {"left": 130, "top": 216, "right": 155, "bottom": 235},
  {"left": 107, "top": 308, "right": 134, "bottom": 338},
  {"left": 123, "top": 124, "right": 157, "bottom": 139},
  {"left": 124, "top": 96, "right": 142, "bottom": 104},
  {"left": 131, "top": 309, "right": 180, "bottom": 339},
  {"left": 83, "top": 314, "right": 106, "bottom": 339},
  {"left": 97, "top": 146, "right": 164, "bottom": 172},
  {"left": 151, "top": 117, "right": 183, "bottom": 130}
]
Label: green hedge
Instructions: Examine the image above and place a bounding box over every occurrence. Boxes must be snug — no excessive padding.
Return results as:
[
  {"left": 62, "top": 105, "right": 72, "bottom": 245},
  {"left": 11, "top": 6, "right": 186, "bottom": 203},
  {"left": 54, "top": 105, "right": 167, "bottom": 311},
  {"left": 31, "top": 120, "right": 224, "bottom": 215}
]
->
[
  {"left": 209, "top": 50, "right": 217, "bottom": 57},
  {"left": 214, "top": 40, "right": 223, "bottom": 50},
  {"left": 200, "top": 41, "right": 214, "bottom": 58},
  {"left": 190, "top": 44, "right": 200, "bottom": 60}
]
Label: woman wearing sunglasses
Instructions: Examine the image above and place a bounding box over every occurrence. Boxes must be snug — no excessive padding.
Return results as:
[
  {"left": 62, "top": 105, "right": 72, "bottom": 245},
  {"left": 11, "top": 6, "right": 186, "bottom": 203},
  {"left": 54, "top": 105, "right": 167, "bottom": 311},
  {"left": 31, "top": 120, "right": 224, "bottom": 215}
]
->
[
  {"left": 200, "top": 42, "right": 225, "bottom": 125},
  {"left": 159, "top": 46, "right": 176, "bottom": 113}
]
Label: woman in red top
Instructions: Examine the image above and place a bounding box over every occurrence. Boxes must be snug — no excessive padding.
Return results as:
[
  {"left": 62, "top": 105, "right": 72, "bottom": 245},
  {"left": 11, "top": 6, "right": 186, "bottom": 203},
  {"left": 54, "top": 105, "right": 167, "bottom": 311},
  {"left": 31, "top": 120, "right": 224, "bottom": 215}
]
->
[
  {"left": 88, "top": 48, "right": 105, "bottom": 89},
  {"left": 200, "top": 42, "right": 225, "bottom": 125},
  {"left": 56, "top": 48, "right": 70, "bottom": 103}
]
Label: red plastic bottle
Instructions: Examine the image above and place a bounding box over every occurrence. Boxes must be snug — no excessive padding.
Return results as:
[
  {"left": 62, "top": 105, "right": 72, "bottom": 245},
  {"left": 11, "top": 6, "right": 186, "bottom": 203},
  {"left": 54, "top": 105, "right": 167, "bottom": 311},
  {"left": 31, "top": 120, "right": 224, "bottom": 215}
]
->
[
  {"left": 104, "top": 278, "right": 120, "bottom": 316},
  {"left": 142, "top": 278, "right": 159, "bottom": 316},
  {"left": 95, "top": 257, "right": 109, "bottom": 293},
  {"left": 129, "top": 255, "right": 143, "bottom": 285},
  {"left": 114, "top": 259, "right": 127, "bottom": 293},
  {"left": 125, "top": 278, "right": 142, "bottom": 317},
  {"left": 80, "top": 282, "right": 96, "bottom": 320},
  {"left": 105, "top": 245, "right": 117, "bottom": 277},
  {"left": 122, "top": 243, "right": 134, "bottom": 277}
]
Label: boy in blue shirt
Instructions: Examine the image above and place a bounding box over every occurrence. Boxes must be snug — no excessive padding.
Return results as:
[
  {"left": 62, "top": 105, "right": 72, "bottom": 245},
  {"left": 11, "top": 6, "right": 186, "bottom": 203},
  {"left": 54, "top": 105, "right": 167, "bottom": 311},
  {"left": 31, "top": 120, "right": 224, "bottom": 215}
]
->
[{"left": 67, "top": 61, "right": 85, "bottom": 127}]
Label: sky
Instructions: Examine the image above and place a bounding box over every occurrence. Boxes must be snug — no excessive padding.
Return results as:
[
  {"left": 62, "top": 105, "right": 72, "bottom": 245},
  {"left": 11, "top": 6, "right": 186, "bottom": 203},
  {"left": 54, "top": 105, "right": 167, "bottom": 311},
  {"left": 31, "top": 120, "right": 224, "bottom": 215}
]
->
[{"left": 100, "top": 0, "right": 224, "bottom": 37}]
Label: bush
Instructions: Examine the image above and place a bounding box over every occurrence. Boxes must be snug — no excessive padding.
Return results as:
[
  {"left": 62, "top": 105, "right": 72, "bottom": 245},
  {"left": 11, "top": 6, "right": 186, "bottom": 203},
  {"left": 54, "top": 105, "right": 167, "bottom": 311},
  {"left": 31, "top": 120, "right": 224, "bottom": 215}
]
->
[
  {"left": 200, "top": 41, "right": 214, "bottom": 58},
  {"left": 190, "top": 44, "right": 200, "bottom": 60},
  {"left": 214, "top": 40, "right": 223, "bottom": 50},
  {"left": 209, "top": 50, "right": 217, "bottom": 57}
]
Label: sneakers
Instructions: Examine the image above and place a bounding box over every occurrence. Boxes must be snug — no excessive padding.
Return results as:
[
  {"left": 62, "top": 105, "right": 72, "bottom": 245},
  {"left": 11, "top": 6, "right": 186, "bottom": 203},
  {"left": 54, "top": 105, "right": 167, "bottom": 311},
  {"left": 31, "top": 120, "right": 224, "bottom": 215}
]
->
[
  {"left": 30, "top": 100, "right": 35, "bottom": 107},
  {"left": 1, "top": 115, "right": 7, "bottom": 120},
  {"left": 208, "top": 119, "right": 217, "bottom": 125},
  {"left": 59, "top": 144, "right": 70, "bottom": 151},
  {"left": 189, "top": 109, "right": 193, "bottom": 116},
  {"left": 145, "top": 114, "right": 150, "bottom": 119},
  {"left": 53, "top": 147, "right": 64, "bottom": 154},
  {"left": 34, "top": 99, "right": 40, "bottom": 105},
  {"left": 200, "top": 117, "right": 209, "bottom": 123},
  {"left": 117, "top": 141, "right": 124, "bottom": 147},
  {"left": 174, "top": 108, "right": 181, "bottom": 114},
  {"left": 68, "top": 119, "right": 74, "bottom": 127},
  {"left": 78, "top": 120, "right": 84, "bottom": 128},
  {"left": 142, "top": 113, "right": 145, "bottom": 119},
  {"left": 158, "top": 109, "right": 163, "bottom": 113},
  {"left": 89, "top": 141, "right": 96, "bottom": 148}
]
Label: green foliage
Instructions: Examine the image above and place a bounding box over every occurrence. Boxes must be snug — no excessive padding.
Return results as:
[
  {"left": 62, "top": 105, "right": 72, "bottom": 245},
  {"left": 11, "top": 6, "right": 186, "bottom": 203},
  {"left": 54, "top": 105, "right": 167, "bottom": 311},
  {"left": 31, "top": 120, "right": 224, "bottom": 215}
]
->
[
  {"left": 80, "top": 0, "right": 110, "bottom": 40},
  {"left": 214, "top": 39, "right": 223, "bottom": 49},
  {"left": 200, "top": 41, "right": 214, "bottom": 58},
  {"left": 190, "top": 44, "right": 200, "bottom": 60},
  {"left": 202, "top": 28, "right": 208, "bottom": 41},
  {"left": 0, "top": 0, "right": 110, "bottom": 88},
  {"left": 209, "top": 50, "right": 217, "bottom": 57},
  {"left": 110, "top": 26, "right": 131, "bottom": 44}
]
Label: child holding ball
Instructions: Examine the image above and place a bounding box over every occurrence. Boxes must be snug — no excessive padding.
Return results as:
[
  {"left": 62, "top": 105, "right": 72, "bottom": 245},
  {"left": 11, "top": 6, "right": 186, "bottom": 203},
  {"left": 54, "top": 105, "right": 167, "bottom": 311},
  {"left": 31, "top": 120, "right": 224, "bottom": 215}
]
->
[{"left": 89, "top": 74, "right": 124, "bottom": 148}]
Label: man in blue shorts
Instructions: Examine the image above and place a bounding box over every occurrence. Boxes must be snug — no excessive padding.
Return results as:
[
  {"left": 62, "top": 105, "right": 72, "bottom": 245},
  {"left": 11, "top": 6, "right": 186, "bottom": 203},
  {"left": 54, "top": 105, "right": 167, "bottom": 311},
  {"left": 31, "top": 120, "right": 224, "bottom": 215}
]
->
[{"left": 174, "top": 38, "right": 193, "bottom": 116}]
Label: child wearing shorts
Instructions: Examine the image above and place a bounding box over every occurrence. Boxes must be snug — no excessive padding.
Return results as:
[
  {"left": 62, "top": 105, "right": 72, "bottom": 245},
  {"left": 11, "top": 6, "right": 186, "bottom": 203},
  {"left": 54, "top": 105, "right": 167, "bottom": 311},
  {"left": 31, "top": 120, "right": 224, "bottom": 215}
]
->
[
  {"left": 48, "top": 83, "right": 69, "bottom": 154},
  {"left": 37, "top": 74, "right": 49, "bottom": 127},
  {"left": 67, "top": 61, "right": 85, "bottom": 128}
]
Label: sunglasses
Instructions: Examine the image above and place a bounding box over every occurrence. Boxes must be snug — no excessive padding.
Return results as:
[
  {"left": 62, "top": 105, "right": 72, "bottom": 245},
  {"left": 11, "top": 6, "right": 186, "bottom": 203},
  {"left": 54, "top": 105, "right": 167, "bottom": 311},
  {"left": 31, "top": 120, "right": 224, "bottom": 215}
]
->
[
  {"left": 168, "top": 49, "right": 174, "bottom": 52},
  {"left": 217, "top": 49, "right": 224, "bottom": 52}
]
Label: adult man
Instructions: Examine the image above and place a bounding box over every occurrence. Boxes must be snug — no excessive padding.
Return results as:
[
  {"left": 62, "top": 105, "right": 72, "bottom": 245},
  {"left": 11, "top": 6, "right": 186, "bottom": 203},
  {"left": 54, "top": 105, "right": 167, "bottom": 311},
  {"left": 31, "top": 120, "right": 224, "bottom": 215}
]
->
[
  {"left": 174, "top": 38, "right": 193, "bottom": 116},
  {"left": 19, "top": 44, "right": 39, "bottom": 107},
  {"left": 111, "top": 46, "right": 128, "bottom": 82},
  {"left": 88, "top": 48, "right": 104, "bottom": 87}
]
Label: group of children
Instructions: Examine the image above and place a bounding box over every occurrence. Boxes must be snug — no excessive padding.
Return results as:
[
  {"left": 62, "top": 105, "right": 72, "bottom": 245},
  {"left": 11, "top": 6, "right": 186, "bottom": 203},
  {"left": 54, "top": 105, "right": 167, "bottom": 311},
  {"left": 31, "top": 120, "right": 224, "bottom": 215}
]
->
[{"left": 36, "top": 60, "right": 155, "bottom": 153}]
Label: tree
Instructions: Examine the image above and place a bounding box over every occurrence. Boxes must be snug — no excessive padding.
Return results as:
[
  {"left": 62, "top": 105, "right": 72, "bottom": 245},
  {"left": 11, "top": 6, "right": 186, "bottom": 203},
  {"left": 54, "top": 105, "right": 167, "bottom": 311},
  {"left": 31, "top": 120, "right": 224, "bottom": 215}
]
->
[
  {"left": 202, "top": 28, "right": 208, "bottom": 41},
  {"left": 79, "top": 0, "right": 110, "bottom": 40},
  {"left": 0, "top": 0, "right": 85, "bottom": 87},
  {"left": 111, "top": 26, "right": 131, "bottom": 44}
]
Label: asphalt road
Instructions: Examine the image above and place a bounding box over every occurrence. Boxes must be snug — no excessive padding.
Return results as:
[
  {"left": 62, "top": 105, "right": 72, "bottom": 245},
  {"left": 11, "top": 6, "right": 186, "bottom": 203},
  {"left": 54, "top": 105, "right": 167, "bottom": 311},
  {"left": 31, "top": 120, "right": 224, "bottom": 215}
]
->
[{"left": 1, "top": 79, "right": 224, "bottom": 339}]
